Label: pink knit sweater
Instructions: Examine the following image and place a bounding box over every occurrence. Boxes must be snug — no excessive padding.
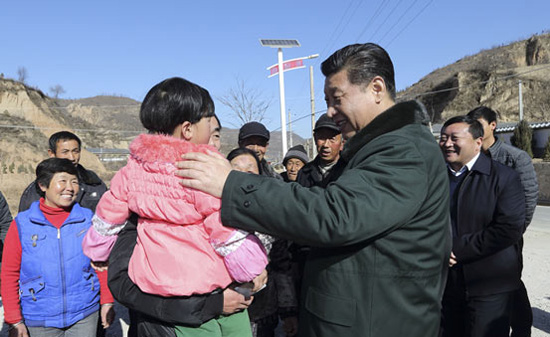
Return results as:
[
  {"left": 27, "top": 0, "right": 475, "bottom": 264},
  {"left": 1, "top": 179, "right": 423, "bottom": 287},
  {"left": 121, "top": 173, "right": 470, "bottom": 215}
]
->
[{"left": 82, "top": 133, "right": 268, "bottom": 296}]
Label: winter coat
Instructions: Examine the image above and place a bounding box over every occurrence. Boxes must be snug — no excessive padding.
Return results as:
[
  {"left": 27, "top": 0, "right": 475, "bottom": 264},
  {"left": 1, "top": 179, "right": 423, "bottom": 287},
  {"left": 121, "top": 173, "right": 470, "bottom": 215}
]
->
[
  {"left": 18, "top": 165, "right": 107, "bottom": 213},
  {"left": 82, "top": 133, "right": 267, "bottom": 297},
  {"left": 295, "top": 156, "right": 346, "bottom": 188},
  {"left": 15, "top": 202, "right": 99, "bottom": 328},
  {"left": 108, "top": 216, "right": 223, "bottom": 334},
  {"left": 220, "top": 100, "right": 451, "bottom": 337},
  {"left": 488, "top": 137, "right": 538, "bottom": 228},
  {"left": 448, "top": 152, "right": 525, "bottom": 296}
]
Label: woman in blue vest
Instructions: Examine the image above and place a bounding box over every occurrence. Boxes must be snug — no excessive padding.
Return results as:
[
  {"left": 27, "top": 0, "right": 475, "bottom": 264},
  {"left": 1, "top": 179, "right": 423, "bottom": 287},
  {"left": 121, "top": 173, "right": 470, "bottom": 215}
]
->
[{"left": 1, "top": 158, "right": 114, "bottom": 337}]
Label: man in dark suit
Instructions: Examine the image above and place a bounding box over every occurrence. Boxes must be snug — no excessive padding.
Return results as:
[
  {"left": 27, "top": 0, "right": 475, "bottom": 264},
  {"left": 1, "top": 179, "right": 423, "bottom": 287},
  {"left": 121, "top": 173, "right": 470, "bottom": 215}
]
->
[{"left": 439, "top": 115, "right": 525, "bottom": 337}]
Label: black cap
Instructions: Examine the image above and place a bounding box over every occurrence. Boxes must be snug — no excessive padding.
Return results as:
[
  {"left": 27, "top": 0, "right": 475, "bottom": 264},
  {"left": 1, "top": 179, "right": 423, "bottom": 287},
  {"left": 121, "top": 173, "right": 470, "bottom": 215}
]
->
[
  {"left": 314, "top": 113, "right": 340, "bottom": 133},
  {"left": 239, "top": 122, "right": 270, "bottom": 141}
]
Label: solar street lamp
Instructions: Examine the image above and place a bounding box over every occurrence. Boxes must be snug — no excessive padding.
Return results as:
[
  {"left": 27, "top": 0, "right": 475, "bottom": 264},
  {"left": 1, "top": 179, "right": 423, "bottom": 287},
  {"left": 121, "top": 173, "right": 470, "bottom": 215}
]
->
[{"left": 260, "top": 39, "right": 300, "bottom": 155}]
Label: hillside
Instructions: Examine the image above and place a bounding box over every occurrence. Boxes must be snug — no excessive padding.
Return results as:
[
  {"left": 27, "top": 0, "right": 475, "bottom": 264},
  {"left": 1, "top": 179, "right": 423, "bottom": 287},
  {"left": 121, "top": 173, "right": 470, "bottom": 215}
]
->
[
  {"left": 399, "top": 33, "right": 550, "bottom": 123},
  {"left": 2, "top": 33, "right": 549, "bottom": 213}
]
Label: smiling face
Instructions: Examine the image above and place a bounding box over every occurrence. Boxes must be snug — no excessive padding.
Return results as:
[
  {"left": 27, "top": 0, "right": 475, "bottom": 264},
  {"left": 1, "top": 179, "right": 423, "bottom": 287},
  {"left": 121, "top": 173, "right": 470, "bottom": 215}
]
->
[
  {"left": 439, "top": 122, "right": 482, "bottom": 171},
  {"left": 39, "top": 172, "right": 79, "bottom": 209},
  {"left": 324, "top": 70, "right": 386, "bottom": 140},
  {"left": 230, "top": 154, "right": 260, "bottom": 175}
]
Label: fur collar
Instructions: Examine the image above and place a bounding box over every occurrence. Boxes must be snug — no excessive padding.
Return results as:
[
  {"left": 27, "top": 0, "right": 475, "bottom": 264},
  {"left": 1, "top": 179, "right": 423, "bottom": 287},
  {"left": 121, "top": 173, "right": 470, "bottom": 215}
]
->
[
  {"left": 341, "top": 100, "right": 430, "bottom": 162},
  {"left": 129, "top": 133, "right": 218, "bottom": 163}
]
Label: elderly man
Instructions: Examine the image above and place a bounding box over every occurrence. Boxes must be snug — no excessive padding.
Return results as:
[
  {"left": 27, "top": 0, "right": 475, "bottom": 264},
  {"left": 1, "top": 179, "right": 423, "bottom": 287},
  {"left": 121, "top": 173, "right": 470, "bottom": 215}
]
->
[
  {"left": 439, "top": 116, "right": 525, "bottom": 337},
  {"left": 18, "top": 131, "right": 107, "bottom": 213},
  {"left": 297, "top": 113, "right": 345, "bottom": 188},
  {"left": 177, "top": 43, "right": 450, "bottom": 337}
]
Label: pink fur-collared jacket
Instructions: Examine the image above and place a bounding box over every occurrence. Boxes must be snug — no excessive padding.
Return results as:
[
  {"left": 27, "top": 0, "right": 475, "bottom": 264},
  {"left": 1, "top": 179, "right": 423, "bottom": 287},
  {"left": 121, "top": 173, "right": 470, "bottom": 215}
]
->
[{"left": 82, "top": 133, "right": 268, "bottom": 296}]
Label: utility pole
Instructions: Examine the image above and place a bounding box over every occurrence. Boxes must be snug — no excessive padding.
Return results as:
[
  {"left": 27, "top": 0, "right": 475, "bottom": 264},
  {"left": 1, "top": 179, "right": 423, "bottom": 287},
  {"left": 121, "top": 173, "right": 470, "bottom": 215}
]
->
[
  {"left": 288, "top": 108, "right": 293, "bottom": 148},
  {"left": 519, "top": 80, "right": 524, "bottom": 121},
  {"left": 310, "top": 65, "right": 317, "bottom": 157}
]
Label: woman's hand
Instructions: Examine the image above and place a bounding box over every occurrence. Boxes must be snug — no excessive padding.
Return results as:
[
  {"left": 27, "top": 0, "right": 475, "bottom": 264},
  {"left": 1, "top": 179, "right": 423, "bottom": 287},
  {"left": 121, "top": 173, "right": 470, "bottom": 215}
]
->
[
  {"left": 101, "top": 303, "right": 115, "bottom": 328},
  {"left": 8, "top": 322, "right": 29, "bottom": 337}
]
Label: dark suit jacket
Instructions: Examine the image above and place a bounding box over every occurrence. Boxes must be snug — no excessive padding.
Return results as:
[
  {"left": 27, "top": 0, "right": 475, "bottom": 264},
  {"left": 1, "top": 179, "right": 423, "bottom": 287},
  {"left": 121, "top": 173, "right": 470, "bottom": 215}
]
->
[{"left": 451, "top": 152, "right": 525, "bottom": 296}]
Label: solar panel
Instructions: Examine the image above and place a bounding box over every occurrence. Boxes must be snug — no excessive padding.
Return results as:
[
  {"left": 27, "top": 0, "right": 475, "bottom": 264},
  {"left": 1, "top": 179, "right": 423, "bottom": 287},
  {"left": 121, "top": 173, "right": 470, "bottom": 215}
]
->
[{"left": 259, "top": 39, "right": 300, "bottom": 48}]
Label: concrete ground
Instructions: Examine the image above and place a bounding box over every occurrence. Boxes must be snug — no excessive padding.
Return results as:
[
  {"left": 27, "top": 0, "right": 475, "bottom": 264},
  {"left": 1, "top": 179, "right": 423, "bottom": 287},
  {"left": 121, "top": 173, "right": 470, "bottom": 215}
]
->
[{"left": 2, "top": 206, "right": 550, "bottom": 336}]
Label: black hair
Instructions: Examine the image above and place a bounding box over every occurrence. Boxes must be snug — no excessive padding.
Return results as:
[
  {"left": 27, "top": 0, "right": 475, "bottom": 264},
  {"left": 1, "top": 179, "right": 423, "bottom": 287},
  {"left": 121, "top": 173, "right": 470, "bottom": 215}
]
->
[
  {"left": 35, "top": 158, "right": 79, "bottom": 197},
  {"left": 48, "top": 131, "right": 81, "bottom": 154},
  {"left": 321, "top": 43, "right": 396, "bottom": 100},
  {"left": 466, "top": 106, "right": 498, "bottom": 124},
  {"left": 442, "top": 115, "right": 484, "bottom": 139},
  {"left": 140, "top": 77, "right": 215, "bottom": 135},
  {"left": 226, "top": 147, "right": 262, "bottom": 175},
  {"left": 213, "top": 114, "right": 222, "bottom": 130}
]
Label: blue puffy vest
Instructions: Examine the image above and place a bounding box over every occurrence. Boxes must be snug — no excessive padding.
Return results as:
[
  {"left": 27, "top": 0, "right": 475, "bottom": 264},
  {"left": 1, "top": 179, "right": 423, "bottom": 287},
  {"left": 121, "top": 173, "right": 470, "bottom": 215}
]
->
[{"left": 15, "top": 201, "right": 100, "bottom": 328}]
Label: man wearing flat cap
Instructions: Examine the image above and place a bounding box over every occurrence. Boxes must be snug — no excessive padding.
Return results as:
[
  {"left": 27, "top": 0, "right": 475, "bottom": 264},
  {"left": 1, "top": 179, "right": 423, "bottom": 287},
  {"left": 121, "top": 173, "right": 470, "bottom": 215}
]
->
[
  {"left": 296, "top": 113, "right": 345, "bottom": 188},
  {"left": 238, "top": 121, "right": 281, "bottom": 179}
]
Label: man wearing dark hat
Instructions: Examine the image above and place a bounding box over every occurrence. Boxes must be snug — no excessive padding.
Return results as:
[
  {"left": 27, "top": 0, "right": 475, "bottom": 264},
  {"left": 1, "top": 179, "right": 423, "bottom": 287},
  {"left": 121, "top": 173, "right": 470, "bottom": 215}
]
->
[
  {"left": 238, "top": 121, "right": 281, "bottom": 179},
  {"left": 296, "top": 114, "right": 345, "bottom": 188},
  {"left": 281, "top": 145, "right": 309, "bottom": 182}
]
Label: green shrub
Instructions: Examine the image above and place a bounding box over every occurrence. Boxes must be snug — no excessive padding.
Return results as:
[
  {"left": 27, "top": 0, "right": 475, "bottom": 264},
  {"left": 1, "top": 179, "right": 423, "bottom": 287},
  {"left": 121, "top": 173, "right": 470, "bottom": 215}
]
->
[
  {"left": 511, "top": 120, "right": 534, "bottom": 158},
  {"left": 543, "top": 136, "right": 550, "bottom": 162}
]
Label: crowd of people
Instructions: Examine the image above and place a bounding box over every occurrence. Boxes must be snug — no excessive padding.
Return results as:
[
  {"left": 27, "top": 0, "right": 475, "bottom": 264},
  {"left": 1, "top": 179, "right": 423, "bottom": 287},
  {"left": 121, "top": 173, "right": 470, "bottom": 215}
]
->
[{"left": 0, "top": 42, "right": 539, "bottom": 337}]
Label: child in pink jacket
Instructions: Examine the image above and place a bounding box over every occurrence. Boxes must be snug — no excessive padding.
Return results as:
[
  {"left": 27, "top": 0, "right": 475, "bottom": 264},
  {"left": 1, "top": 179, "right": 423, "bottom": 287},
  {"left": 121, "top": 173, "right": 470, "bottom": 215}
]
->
[{"left": 82, "top": 77, "right": 267, "bottom": 336}]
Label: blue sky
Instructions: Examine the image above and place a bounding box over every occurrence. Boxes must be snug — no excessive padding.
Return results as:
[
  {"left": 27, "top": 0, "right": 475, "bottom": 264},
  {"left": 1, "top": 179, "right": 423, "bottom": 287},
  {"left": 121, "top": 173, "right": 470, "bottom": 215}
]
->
[{"left": 1, "top": 0, "right": 549, "bottom": 138}]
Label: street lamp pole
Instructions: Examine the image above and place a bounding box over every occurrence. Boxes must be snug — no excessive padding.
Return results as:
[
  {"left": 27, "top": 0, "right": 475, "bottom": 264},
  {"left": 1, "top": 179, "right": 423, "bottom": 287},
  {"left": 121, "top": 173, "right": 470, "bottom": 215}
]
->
[
  {"left": 260, "top": 39, "right": 300, "bottom": 157},
  {"left": 277, "top": 47, "right": 288, "bottom": 153}
]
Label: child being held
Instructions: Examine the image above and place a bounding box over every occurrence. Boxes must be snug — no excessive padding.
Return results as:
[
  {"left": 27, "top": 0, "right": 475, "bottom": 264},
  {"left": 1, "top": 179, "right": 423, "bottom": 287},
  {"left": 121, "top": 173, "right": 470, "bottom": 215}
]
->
[{"left": 82, "top": 78, "right": 268, "bottom": 336}]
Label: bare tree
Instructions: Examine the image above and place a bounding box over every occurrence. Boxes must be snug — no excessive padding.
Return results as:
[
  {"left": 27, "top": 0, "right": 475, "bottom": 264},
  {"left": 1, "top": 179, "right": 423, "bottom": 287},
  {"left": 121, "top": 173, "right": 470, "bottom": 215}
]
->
[
  {"left": 218, "top": 78, "right": 271, "bottom": 126},
  {"left": 17, "top": 67, "right": 28, "bottom": 83},
  {"left": 49, "top": 84, "right": 66, "bottom": 98}
]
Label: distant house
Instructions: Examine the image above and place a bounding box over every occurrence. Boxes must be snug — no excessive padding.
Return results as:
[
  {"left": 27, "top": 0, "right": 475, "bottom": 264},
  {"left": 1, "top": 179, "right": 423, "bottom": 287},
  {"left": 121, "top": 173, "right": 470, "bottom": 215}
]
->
[{"left": 495, "top": 122, "right": 550, "bottom": 158}]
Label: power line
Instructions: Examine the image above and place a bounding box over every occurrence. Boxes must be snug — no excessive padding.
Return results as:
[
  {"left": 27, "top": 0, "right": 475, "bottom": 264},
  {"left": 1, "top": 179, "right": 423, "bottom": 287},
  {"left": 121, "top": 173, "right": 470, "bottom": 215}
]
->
[
  {"left": 0, "top": 124, "right": 142, "bottom": 134},
  {"left": 398, "top": 63, "right": 550, "bottom": 100},
  {"left": 386, "top": 0, "right": 433, "bottom": 47},
  {"left": 367, "top": 0, "right": 405, "bottom": 42},
  {"left": 280, "top": 63, "right": 550, "bottom": 130},
  {"left": 318, "top": 0, "right": 357, "bottom": 60},
  {"left": 377, "top": 0, "right": 420, "bottom": 45},
  {"left": 355, "top": 0, "right": 388, "bottom": 42},
  {"left": 271, "top": 109, "right": 328, "bottom": 132}
]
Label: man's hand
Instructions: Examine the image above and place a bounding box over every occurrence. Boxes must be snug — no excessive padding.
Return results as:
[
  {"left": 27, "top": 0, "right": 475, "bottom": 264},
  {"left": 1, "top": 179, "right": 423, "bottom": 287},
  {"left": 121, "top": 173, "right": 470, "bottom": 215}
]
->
[
  {"left": 449, "top": 251, "right": 458, "bottom": 267},
  {"left": 100, "top": 303, "right": 115, "bottom": 328},
  {"left": 222, "top": 288, "right": 253, "bottom": 314},
  {"left": 251, "top": 269, "right": 268, "bottom": 293},
  {"left": 175, "top": 151, "right": 232, "bottom": 198},
  {"left": 8, "top": 323, "right": 29, "bottom": 337}
]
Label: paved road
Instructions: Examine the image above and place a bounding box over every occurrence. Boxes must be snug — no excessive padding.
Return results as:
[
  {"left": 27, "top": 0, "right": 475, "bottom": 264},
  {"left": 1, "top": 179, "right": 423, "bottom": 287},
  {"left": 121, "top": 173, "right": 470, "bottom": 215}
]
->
[{"left": 1, "top": 206, "right": 550, "bottom": 336}]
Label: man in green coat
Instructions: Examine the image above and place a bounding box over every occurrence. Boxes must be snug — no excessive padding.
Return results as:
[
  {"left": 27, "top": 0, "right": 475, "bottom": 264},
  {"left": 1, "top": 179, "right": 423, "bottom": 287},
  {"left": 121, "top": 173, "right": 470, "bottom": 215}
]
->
[{"left": 177, "top": 43, "right": 451, "bottom": 337}]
